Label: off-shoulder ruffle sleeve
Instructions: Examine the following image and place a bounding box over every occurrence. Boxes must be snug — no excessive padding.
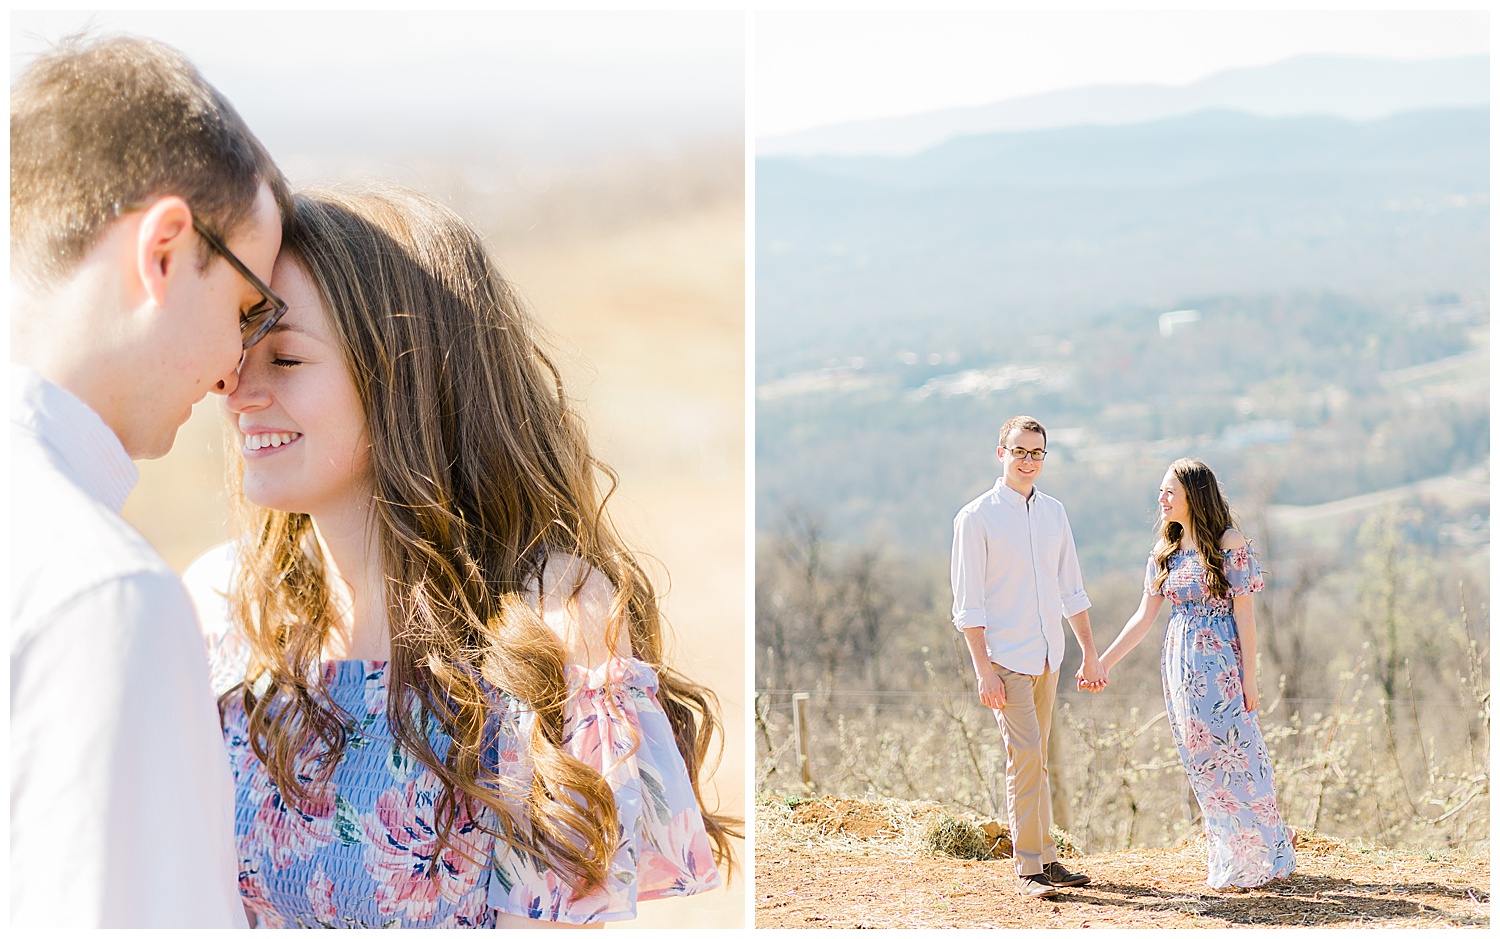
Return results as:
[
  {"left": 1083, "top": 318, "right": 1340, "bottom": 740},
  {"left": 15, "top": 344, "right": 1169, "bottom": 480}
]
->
[
  {"left": 1223, "top": 545, "right": 1265, "bottom": 597},
  {"left": 485, "top": 656, "right": 721, "bottom": 923},
  {"left": 1144, "top": 555, "right": 1164, "bottom": 596}
]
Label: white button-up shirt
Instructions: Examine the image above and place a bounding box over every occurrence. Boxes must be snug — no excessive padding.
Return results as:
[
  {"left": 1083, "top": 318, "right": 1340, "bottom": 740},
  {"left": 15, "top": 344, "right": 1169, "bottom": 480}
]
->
[
  {"left": 950, "top": 477, "right": 1092, "bottom": 675},
  {"left": 9, "top": 365, "right": 247, "bottom": 928}
]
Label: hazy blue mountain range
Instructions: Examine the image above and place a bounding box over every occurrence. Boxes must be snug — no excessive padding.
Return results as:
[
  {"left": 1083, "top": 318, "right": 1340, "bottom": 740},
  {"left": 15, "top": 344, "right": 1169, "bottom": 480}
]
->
[
  {"left": 785, "top": 109, "right": 1485, "bottom": 191},
  {"left": 760, "top": 55, "right": 1488, "bottom": 157},
  {"left": 757, "top": 107, "right": 1487, "bottom": 378}
]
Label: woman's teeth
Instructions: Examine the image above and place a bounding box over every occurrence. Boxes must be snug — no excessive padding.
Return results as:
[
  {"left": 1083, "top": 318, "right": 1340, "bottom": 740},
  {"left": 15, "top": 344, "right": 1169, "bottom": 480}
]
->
[{"left": 245, "top": 432, "right": 301, "bottom": 451}]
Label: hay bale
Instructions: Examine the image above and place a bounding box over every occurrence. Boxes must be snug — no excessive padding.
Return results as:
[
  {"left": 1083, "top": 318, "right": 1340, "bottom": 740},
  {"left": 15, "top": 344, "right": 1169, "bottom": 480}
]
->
[
  {"left": 1288, "top": 828, "right": 1361, "bottom": 859},
  {"left": 925, "top": 816, "right": 994, "bottom": 860},
  {"left": 924, "top": 816, "right": 1016, "bottom": 860},
  {"left": 1050, "top": 825, "right": 1083, "bottom": 858}
]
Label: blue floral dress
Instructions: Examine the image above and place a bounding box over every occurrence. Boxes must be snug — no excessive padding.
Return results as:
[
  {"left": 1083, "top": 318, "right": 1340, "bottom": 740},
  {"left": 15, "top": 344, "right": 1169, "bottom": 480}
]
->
[
  {"left": 202, "top": 635, "right": 720, "bottom": 927},
  {"left": 1149, "top": 544, "right": 1295, "bottom": 889}
]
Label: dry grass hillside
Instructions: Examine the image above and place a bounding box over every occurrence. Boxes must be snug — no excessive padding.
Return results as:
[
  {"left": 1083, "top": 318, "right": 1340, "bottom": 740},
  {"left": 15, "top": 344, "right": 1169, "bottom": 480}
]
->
[
  {"left": 755, "top": 796, "right": 1489, "bottom": 929},
  {"left": 121, "top": 147, "right": 746, "bottom": 927}
]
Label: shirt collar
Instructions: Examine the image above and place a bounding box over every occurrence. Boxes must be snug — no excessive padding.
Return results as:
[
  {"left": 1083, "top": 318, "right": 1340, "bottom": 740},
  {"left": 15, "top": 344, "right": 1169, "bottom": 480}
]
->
[
  {"left": 992, "top": 475, "right": 1038, "bottom": 507},
  {"left": 10, "top": 364, "right": 139, "bottom": 513}
]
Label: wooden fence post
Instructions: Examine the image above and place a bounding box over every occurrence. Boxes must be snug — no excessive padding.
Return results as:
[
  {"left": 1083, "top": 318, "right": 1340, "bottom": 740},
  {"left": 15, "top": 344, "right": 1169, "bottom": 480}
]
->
[{"left": 792, "top": 692, "right": 813, "bottom": 790}]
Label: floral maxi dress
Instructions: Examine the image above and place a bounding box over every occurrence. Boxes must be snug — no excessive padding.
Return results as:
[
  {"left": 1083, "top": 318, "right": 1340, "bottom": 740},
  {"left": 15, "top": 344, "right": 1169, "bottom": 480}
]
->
[
  {"left": 1150, "top": 544, "right": 1295, "bottom": 889},
  {"left": 210, "top": 656, "right": 721, "bottom": 927}
]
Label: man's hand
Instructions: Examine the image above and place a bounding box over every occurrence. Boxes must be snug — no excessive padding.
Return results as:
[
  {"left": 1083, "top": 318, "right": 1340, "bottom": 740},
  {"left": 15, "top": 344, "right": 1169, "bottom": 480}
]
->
[
  {"left": 1076, "top": 655, "right": 1108, "bottom": 693},
  {"left": 977, "top": 667, "right": 1007, "bottom": 710}
]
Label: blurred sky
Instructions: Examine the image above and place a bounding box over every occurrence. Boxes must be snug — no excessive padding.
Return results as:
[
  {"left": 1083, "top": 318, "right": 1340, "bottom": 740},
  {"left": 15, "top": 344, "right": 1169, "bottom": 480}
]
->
[
  {"left": 10, "top": 11, "right": 744, "bottom": 161},
  {"left": 757, "top": 9, "right": 1488, "bottom": 138}
]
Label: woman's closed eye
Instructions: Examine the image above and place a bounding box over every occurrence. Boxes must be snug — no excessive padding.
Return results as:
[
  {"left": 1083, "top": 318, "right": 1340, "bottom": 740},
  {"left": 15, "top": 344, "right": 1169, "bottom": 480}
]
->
[{"left": 271, "top": 356, "right": 303, "bottom": 369}]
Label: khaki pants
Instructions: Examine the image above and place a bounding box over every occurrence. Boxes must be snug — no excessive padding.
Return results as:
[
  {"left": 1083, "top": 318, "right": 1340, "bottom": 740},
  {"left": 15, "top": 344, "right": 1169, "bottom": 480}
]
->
[{"left": 992, "top": 664, "right": 1059, "bottom": 876}]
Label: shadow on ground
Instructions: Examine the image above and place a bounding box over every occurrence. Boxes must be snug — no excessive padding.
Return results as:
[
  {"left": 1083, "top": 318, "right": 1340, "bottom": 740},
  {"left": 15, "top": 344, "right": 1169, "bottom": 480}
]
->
[{"left": 1063, "top": 876, "right": 1489, "bottom": 927}]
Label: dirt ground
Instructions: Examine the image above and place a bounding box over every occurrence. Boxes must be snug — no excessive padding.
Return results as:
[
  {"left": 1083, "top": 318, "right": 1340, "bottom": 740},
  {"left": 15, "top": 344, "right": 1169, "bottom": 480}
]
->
[{"left": 755, "top": 797, "right": 1490, "bottom": 929}]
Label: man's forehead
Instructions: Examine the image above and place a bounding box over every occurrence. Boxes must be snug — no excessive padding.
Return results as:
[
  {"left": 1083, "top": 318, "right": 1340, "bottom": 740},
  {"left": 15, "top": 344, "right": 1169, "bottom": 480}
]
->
[
  {"left": 1005, "top": 428, "right": 1045, "bottom": 446},
  {"left": 225, "top": 184, "right": 282, "bottom": 274}
]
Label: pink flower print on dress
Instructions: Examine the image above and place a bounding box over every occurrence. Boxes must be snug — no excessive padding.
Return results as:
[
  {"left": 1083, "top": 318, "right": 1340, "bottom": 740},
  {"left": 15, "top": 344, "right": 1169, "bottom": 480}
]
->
[
  {"left": 1164, "top": 566, "right": 1193, "bottom": 601},
  {"left": 1227, "top": 827, "right": 1268, "bottom": 864},
  {"left": 256, "top": 777, "right": 337, "bottom": 869},
  {"left": 639, "top": 809, "right": 721, "bottom": 897},
  {"left": 1202, "top": 787, "right": 1242, "bottom": 819},
  {"left": 566, "top": 706, "right": 607, "bottom": 771},
  {"left": 451, "top": 887, "right": 490, "bottom": 927},
  {"left": 496, "top": 853, "right": 602, "bottom": 923},
  {"left": 1212, "top": 738, "right": 1248, "bottom": 774},
  {"left": 1227, "top": 548, "right": 1251, "bottom": 571},
  {"left": 1183, "top": 668, "right": 1208, "bottom": 700},
  {"left": 238, "top": 858, "right": 286, "bottom": 929},
  {"left": 1249, "top": 794, "right": 1282, "bottom": 828},
  {"left": 553, "top": 872, "right": 618, "bottom": 922},
  {"left": 1186, "top": 757, "right": 1216, "bottom": 790},
  {"left": 1215, "top": 667, "right": 1244, "bottom": 704},
  {"left": 1192, "top": 628, "right": 1223, "bottom": 655},
  {"left": 1185, "top": 717, "right": 1214, "bottom": 757},
  {"left": 361, "top": 778, "right": 488, "bottom": 923},
  {"left": 306, "top": 867, "right": 338, "bottom": 923},
  {"left": 565, "top": 661, "right": 644, "bottom": 780},
  {"left": 505, "top": 878, "right": 554, "bottom": 922}
]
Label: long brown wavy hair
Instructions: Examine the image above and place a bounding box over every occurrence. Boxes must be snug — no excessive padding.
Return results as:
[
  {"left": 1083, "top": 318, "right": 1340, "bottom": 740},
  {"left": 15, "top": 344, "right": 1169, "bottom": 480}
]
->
[
  {"left": 223, "top": 184, "right": 737, "bottom": 895},
  {"left": 1152, "top": 458, "right": 1239, "bottom": 598}
]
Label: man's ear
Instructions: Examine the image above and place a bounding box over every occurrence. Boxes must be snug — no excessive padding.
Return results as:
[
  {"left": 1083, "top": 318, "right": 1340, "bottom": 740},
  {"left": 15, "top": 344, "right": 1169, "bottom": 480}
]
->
[{"left": 133, "top": 196, "right": 196, "bottom": 307}]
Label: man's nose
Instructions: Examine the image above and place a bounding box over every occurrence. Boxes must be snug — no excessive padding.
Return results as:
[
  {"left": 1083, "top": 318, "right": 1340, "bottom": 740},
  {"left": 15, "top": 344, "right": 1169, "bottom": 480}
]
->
[{"left": 213, "top": 350, "right": 246, "bottom": 396}]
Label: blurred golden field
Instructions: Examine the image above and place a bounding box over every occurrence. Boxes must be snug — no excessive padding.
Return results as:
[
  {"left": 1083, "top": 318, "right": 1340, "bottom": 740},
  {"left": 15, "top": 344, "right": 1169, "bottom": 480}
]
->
[{"left": 122, "top": 144, "right": 747, "bottom": 927}]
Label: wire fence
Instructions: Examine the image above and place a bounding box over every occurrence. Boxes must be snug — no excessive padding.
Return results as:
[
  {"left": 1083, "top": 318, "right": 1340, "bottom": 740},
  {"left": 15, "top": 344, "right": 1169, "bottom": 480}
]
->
[{"left": 754, "top": 679, "right": 1490, "bottom": 854}]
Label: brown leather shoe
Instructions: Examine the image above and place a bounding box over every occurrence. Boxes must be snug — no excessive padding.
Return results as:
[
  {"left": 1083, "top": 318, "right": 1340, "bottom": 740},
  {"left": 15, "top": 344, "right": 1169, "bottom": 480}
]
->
[
  {"left": 1043, "top": 861, "right": 1091, "bottom": 887},
  {"left": 1018, "top": 873, "right": 1059, "bottom": 898}
]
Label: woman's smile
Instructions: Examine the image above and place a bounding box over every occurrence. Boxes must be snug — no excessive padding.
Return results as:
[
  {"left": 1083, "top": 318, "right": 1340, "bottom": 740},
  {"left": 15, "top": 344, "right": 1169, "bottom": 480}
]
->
[{"left": 240, "top": 429, "right": 303, "bottom": 454}]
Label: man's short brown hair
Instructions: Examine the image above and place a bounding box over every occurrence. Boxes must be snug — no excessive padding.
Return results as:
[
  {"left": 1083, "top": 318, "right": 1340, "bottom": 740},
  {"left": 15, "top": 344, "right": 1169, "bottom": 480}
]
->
[
  {"left": 11, "top": 34, "right": 292, "bottom": 286},
  {"left": 999, "top": 415, "right": 1047, "bottom": 448}
]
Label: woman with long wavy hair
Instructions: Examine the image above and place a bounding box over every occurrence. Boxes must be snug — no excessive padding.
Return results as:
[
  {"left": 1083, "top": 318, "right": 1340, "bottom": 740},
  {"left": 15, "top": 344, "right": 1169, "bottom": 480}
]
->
[
  {"left": 185, "top": 184, "right": 736, "bottom": 927},
  {"left": 1098, "top": 458, "right": 1295, "bottom": 890}
]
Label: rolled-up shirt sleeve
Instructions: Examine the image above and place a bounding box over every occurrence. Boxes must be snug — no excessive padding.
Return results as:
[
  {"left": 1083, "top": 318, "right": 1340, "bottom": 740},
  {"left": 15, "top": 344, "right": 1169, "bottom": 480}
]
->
[
  {"left": 1057, "top": 509, "right": 1092, "bottom": 617},
  {"left": 951, "top": 510, "right": 989, "bottom": 630}
]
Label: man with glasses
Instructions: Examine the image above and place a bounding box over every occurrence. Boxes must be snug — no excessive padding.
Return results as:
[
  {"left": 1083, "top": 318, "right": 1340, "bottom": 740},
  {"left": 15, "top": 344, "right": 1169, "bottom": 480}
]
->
[
  {"left": 951, "top": 415, "right": 1107, "bottom": 899},
  {"left": 10, "top": 35, "right": 291, "bottom": 927}
]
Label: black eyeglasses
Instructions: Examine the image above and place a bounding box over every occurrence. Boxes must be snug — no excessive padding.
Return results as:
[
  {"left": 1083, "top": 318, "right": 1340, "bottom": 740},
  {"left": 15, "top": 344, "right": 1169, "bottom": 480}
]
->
[
  {"left": 114, "top": 201, "right": 287, "bottom": 349},
  {"left": 1006, "top": 446, "right": 1048, "bottom": 462}
]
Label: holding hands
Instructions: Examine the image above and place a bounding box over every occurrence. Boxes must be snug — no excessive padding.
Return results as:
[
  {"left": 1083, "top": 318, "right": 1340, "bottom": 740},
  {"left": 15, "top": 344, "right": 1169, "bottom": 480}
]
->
[{"left": 1076, "top": 654, "right": 1108, "bottom": 693}]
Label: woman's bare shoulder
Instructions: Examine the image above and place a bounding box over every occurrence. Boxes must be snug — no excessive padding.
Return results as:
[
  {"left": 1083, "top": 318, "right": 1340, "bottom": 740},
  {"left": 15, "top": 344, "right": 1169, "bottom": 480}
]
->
[
  {"left": 1219, "top": 528, "right": 1248, "bottom": 550},
  {"left": 533, "top": 551, "right": 631, "bottom": 667}
]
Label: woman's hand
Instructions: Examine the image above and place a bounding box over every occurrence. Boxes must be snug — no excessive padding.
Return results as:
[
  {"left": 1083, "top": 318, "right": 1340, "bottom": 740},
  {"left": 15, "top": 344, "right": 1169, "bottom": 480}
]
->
[{"left": 1243, "top": 671, "right": 1259, "bottom": 712}]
